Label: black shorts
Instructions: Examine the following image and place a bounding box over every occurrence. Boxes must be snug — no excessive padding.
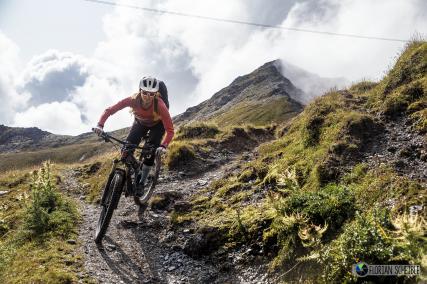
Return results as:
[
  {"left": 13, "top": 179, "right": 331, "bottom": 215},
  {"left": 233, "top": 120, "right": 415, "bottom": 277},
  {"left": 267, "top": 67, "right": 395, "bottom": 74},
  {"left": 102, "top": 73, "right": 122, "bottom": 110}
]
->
[{"left": 126, "top": 119, "right": 165, "bottom": 166}]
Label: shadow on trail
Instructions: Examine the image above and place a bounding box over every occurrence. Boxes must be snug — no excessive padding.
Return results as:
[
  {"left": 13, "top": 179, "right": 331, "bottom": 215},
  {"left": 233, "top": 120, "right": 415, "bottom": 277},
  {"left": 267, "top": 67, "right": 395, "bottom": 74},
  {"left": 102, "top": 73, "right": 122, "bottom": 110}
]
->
[
  {"left": 97, "top": 236, "right": 145, "bottom": 283},
  {"left": 132, "top": 203, "right": 166, "bottom": 284}
]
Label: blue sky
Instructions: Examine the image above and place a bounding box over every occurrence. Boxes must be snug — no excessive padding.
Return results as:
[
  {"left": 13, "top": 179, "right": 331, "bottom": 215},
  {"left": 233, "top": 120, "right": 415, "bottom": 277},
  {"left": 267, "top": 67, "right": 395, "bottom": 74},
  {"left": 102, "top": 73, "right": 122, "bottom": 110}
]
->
[{"left": 0, "top": 0, "right": 426, "bottom": 135}]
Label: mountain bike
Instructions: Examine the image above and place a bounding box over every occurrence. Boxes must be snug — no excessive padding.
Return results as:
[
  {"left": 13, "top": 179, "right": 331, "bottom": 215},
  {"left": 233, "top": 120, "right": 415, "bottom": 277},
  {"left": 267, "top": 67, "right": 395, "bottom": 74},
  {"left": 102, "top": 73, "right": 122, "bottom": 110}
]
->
[{"left": 92, "top": 129, "right": 162, "bottom": 244}]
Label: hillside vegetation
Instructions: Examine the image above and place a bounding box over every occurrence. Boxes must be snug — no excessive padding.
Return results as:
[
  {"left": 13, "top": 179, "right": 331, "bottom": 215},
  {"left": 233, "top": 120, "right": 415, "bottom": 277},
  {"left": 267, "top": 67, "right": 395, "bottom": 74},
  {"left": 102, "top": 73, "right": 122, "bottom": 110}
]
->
[
  {"left": 210, "top": 96, "right": 301, "bottom": 127},
  {"left": 171, "top": 41, "right": 427, "bottom": 282},
  {"left": 0, "top": 162, "right": 88, "bottom": 283}
]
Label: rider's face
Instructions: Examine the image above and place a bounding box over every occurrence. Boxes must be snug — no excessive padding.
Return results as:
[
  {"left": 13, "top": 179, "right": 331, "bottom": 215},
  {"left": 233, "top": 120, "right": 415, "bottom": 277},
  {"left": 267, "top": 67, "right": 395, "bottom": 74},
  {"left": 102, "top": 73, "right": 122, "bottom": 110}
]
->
[{"left": 140, "top": 89, "right": 154, "bottom": 104}]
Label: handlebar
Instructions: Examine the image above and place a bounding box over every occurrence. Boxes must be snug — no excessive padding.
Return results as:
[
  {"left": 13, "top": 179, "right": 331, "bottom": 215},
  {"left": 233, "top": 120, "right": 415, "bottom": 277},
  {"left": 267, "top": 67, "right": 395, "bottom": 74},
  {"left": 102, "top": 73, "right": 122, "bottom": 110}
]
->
[{"left": 92, "top": 128, "right": 147, "bottom": 151}]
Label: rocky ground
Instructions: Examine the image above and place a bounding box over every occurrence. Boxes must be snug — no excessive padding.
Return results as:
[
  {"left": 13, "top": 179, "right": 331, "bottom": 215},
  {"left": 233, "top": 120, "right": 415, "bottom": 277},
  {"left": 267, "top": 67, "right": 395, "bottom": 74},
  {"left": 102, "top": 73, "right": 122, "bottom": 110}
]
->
[
  {"left": 363, "top": 114, "right": 426, "bottom": 183},
  {"left": 61, "top": 148, "right": 276, "bottom": 284}
]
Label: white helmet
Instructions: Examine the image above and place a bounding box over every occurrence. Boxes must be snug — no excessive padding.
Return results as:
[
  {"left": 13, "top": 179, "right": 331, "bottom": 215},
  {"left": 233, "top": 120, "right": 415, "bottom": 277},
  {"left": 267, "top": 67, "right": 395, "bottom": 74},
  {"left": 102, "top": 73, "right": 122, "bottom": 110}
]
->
[{"left": 139, "top": 76, "right": 159, "bottom": 92}]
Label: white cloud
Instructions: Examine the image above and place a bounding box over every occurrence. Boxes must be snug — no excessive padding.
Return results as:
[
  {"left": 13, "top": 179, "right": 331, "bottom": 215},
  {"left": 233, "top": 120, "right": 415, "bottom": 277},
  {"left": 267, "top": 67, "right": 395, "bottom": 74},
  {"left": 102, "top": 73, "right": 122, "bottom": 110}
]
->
[
  {"left": 93, "top": 2, "right": 199, "bottom": 115},
  {"left": 18, "top": 50, "right": 89, "bottom": 105},
  {"left": 276, "top": 0, "right": 427, "bottom": 80},
  {"left": 90, "top": 0, "right": 426, "bottom": 114},
  {"left": 70, "top": 75, "right": 135, "bottom": 130},
  {"left": 0, "top": 31, "right": 29, "bottom": 124},
  {"left": 12, "top": 101, "right": 88, "bottom": 135},
  {"left": 278, "top": 60, "right": 349, "bottom": 104}
]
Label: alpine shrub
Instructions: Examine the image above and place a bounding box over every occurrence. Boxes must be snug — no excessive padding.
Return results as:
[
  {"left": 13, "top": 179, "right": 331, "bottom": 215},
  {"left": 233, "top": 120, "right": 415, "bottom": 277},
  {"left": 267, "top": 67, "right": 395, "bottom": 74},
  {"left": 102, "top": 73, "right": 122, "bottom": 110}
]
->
[{"left": 24, "top": 162, "right": 76, "bottom": 239}]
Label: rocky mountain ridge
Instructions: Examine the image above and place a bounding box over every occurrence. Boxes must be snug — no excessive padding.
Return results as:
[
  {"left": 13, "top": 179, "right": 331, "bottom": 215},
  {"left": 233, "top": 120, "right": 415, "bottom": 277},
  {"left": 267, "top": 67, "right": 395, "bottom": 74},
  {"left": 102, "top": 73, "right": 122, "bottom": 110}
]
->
[
  {"left": 173, "top": 60, "right": 304, "bottom": 125},
  {"left": 0, "top": 125, "right": 98, "bottom": 153}
]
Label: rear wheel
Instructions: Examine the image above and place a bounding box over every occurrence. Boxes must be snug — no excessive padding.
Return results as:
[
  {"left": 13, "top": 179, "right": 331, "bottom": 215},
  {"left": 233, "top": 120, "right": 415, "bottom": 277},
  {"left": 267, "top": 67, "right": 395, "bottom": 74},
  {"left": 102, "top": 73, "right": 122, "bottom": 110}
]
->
[
  {"left": 94, "top": 170, "right": 124, "bottom": 244},
  {"left": 134, "top": 154, "right": 161, "bottom": 206}
]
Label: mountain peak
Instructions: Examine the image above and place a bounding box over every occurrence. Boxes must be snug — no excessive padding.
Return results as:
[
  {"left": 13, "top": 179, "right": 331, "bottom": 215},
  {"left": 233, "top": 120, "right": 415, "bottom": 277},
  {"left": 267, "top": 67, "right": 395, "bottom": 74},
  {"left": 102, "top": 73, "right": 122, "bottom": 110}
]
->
[{"left": 174, "top": 60, "right": 304, "bottom": 125}]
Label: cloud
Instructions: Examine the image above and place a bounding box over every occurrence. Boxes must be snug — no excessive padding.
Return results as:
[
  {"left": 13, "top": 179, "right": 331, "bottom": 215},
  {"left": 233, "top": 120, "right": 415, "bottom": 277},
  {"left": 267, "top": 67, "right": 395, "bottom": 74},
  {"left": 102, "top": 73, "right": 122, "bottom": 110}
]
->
[
  {"left": 91, "top": 0, "right": 426, "bottom": 115},
  {"left": 94, "top": 3, "right": 199, "bottom": 115},
  {"left": 12, "top": 101, "right": 88, "bottom": 135},
  {"left": 0, "top": 31, "right": 29, "bottom": 124},
  {"left": 278, "top": 60, "right": 349, "bottom": 104},
  {"left": 18, "top": 50, "right": 89, "bottom": 105},
  {"left": 70, "top": 75, "right": 135, "bottom": 130},
  {"left": 275, "top": 0, "right": 427, "bottom": 80}
]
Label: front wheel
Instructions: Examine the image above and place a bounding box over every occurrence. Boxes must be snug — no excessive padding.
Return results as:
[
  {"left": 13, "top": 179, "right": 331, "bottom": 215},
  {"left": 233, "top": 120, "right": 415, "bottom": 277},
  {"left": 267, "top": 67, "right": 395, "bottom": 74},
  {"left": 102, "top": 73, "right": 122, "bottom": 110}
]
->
[
  {"left": 134, "top": 154, "right": 161, "bottom": 206},
  {"left": 94, "top": 170, "right": 124, "bottom": 244}
]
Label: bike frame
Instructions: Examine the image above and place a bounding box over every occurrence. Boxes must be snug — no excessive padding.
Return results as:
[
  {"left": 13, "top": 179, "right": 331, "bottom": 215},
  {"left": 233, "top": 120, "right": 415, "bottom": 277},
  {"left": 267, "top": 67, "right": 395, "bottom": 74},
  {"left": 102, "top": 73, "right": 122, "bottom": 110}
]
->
[{"left": 97, "top": 131, "right": 155, "bottom": 202}]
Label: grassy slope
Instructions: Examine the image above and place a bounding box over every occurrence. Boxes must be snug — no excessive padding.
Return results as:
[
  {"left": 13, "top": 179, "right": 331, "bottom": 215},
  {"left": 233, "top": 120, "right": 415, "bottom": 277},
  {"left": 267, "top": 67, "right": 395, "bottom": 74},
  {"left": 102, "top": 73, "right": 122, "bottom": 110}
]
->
[
  {"left": 0, "top": 143, "right": 109, "bottom": 172},
  {"left": 0, "top": 128, "right": 130, "bottom": 173},
  {"left": 210, "top": 96, "right": 302, "bottom": 127},
  {"left": 0, "top": 163, "right": 92, "bottom": 283},
  {"left": 172, "top": 41, "right": 427, "bottom": 282}
]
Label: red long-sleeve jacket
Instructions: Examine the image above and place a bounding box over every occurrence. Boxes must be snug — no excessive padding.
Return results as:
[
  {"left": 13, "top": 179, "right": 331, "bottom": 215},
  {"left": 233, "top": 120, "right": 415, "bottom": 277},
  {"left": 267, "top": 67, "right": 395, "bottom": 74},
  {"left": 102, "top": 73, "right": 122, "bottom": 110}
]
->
[{"left": 97, "top": 95, "right": 174, "bottom": 147}]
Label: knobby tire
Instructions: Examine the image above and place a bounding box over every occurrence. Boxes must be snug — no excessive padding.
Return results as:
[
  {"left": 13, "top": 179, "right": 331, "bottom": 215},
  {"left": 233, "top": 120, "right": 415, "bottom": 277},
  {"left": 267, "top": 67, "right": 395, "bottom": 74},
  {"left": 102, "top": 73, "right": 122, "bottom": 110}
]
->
[{"left": 94, "top": 170, "right": 124, "bottom": 244}]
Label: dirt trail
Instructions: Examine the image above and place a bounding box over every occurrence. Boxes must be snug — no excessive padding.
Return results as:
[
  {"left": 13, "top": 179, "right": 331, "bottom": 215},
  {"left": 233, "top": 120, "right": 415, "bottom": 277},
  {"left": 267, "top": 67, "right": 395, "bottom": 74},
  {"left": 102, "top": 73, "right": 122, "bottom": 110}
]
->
[{"left": 61, "top": 150, "right": 273, "bottom": 284}]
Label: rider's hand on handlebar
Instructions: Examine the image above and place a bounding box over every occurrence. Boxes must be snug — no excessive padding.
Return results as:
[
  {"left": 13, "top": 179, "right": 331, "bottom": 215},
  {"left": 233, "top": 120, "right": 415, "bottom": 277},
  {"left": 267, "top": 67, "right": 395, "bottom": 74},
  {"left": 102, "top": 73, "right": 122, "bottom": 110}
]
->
[
  {"left": 93, "top": 126, "right": 104, "bottom": 136},
  {"left": 156, "top": 145, "right": 167, "bottom": 156}
]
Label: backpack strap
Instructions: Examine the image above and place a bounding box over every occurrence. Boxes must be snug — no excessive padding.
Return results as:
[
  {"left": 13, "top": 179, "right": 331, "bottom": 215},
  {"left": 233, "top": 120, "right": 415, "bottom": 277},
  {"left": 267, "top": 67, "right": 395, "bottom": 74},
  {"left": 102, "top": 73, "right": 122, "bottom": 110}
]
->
[
  {"left": 154, "top": 95, "right": 158, "bottom": 113},
  {"left": 153, "top": 94, "right": 161, "bottom": 121}
]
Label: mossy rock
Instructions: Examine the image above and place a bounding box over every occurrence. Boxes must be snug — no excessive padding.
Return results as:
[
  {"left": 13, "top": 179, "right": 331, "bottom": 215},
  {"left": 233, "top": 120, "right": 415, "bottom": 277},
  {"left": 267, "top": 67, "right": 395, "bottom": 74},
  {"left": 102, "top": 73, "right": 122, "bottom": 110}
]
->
[
  {"left": 219, "top": 127, "right": 257, "bottom": 153},
  {"left": 238, "top": 167, "right": 258, "bottom": 183},
  {"left": 302, "top": 116, "right": 324, "bottom": 147},
  {"left": 176, "top": 122, "right": 221, "bottom": 140},
  {"left": 411, "top": 108, "right": 427, "bottom": 133},
  {"left": 166, "top": 142, "right": 197, "bottom": 170},
  {"left": 383, "top": 80, "right": 426, "bottom": 118},
  {"left": 150, "top": 191, "right": 182, "bottom": 211},
  {"left": 183, "top": 226, "right": 226, "bottom": 258},
  {"left": 383, "top": 41, "right": 427, "bottom": 94},
  {"left": 349, "top": 80, "right": 378, "bottom": 94}
]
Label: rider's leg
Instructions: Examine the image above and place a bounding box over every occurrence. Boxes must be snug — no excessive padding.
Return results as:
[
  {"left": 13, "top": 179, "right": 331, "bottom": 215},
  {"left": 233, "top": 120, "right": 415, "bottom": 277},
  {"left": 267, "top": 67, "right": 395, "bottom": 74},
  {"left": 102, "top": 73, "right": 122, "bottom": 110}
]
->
[
  {"left": 125, "top": 120, "right": 150, "bottom": 197},
  {"left": 137, "top": 122, "right": 165, "bottom": 189},
  {"left": 138, "top": 164, "right": 151, "bottom": 186},
  {"left": 124, "top": 119, "right": 148, "bottom": 159},
  {"left": 143, "top": 122, "right": 165, "bottom": 166}
]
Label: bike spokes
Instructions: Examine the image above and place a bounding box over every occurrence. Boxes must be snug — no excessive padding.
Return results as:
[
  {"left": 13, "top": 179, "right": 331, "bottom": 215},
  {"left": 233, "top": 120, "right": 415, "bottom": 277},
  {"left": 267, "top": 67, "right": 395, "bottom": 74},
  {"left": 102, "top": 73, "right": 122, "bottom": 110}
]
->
[{"left": 94, "top": 170, "right": 124, "bottom": 243}]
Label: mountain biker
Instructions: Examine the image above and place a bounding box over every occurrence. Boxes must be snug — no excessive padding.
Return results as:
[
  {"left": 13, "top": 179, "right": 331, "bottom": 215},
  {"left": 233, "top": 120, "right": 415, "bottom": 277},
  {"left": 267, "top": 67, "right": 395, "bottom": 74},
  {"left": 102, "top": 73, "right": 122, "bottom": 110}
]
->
[{"left": 93, "top": 76, "right": 174, "bottom": 196}]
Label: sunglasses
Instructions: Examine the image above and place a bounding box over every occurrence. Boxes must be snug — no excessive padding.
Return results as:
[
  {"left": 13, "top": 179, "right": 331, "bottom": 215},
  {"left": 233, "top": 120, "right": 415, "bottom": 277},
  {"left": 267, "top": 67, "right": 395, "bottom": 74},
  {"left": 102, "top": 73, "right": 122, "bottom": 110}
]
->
[{"left": 140, "top": 89, "right": 156, "bottom": 97}]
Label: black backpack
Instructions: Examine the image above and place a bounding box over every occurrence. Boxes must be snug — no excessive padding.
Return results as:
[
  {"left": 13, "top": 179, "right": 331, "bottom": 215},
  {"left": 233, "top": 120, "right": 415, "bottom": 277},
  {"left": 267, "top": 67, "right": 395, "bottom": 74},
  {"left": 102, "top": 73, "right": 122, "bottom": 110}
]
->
[
  {"left": 157, "top": 81, "right": 169, "bottom": 109},
  {"left": 153, "top": 80, "right": 169, "bottom": 118}
]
